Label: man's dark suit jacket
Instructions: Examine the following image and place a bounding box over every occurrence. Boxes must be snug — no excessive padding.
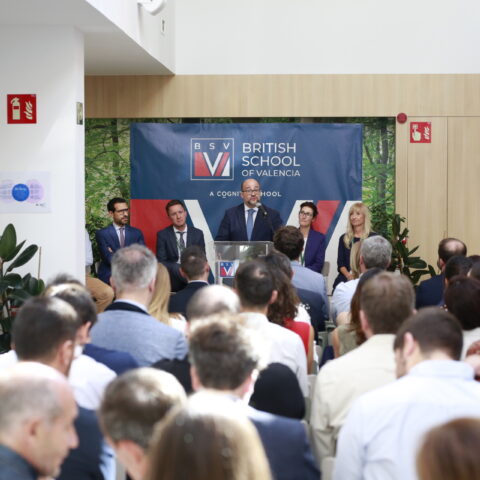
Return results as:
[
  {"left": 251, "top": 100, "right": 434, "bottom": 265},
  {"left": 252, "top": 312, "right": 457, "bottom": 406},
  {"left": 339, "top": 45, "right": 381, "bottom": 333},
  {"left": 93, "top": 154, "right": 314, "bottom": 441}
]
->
[
  {"left": 415, "top": 273, "right": 444, "bottom": 308},
  {"left": 304, "top": 229, "right": 326, "bottom": 273},
  {"left": 95, "top": 224, "right": 145, "bottom": 284},
  {"left": 168, "top": 281, "right": 208, "bottom": 318},
  {"left": 247, "top": 406, "right": 320, "bottom": 480},
  {"left": 215, "top": 203, "right": 283, "bottom": 242},
  {"left": 156, "top": 225, "right": 205, "bottom": 292}
]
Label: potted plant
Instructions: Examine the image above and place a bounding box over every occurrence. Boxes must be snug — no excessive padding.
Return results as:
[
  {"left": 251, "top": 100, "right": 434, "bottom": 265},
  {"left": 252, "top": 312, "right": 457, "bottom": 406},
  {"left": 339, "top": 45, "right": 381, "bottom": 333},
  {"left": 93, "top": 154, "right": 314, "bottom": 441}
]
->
[{"left": 0, "top": 224, "right": 44, "bottom": 352}]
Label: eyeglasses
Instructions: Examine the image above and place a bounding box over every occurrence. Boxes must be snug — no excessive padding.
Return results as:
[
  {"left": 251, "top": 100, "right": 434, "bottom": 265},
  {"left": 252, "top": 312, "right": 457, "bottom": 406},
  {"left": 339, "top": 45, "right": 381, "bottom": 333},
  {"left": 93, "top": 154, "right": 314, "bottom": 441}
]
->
[
  {"left": 299, "top": 211, "right": 313, "bottom": 217},
  {"left": 114, "top": 208, "right": 129, "bottom": 214},
  {"left": 242, "top": 189, "right": 261, "bottom": 194}
]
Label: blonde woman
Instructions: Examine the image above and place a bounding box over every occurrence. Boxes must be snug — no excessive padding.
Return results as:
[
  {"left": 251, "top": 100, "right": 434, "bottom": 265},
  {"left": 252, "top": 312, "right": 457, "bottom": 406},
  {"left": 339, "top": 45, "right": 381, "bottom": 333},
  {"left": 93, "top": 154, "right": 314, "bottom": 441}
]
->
[
  {"left": 333, "top": 202, "right": 375, "bottom": 290},
  {"left": 148, "top": 263, "right": 187, "bottom": 335}
]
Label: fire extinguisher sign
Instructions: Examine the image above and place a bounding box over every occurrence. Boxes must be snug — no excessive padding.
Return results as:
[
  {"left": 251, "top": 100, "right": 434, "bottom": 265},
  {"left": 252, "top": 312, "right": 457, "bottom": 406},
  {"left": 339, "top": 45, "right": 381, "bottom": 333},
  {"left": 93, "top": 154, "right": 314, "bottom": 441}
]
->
[{"left": 7, "top": 94, "right": 37, "bottom": 124}]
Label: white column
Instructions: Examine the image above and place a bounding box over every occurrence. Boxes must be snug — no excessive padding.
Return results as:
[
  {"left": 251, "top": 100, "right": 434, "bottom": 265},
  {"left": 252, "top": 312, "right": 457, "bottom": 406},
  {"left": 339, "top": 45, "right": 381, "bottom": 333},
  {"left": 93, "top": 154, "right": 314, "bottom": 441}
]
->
[{"left": 0, "top": 26, "right": 85, "bottom": 283}]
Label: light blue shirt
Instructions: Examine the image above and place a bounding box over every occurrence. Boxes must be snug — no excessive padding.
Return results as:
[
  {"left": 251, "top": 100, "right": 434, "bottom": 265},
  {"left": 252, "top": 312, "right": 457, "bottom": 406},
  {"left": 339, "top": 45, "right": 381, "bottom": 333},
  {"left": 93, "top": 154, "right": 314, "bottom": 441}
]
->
[{"left": 334, "top": 360, "right": 480, "bottom": 480}]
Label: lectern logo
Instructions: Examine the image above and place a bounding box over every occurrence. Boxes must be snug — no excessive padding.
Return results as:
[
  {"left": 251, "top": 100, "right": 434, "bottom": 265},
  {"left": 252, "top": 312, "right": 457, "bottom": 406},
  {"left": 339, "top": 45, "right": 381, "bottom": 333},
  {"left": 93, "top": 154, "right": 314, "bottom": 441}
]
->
[
  {"left": 191, "top": 138, "right": 234, "bottom": 180},
  {"left": 219, "top": 261, "right": 236, "bottom": 278}
]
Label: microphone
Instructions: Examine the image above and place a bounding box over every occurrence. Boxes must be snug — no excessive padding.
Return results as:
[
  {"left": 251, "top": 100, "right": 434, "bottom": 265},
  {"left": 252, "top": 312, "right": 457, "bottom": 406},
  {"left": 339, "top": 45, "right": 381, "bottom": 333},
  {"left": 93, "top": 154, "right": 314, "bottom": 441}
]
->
[{"left": 256, "top": 202, "right": 268, "bottom": 217}]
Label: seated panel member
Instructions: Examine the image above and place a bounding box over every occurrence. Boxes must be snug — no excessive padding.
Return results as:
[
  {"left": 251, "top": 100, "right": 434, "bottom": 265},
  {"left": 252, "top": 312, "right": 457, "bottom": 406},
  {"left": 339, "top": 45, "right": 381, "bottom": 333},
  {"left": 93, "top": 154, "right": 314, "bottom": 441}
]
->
[
  {"left": 215, "top": 178, "right": 283, "bottom": 242},
  {"left": 96, "top": 197, "right": 145, "bottom": 285},
  {"left": 156, "top": 199, "right": 205, "bottom": 292}
]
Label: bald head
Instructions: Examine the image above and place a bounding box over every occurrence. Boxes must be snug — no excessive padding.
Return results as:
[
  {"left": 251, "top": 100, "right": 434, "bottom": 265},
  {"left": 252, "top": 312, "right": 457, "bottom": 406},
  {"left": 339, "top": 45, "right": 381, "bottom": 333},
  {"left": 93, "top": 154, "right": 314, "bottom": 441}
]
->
[
  {"left": 186, "top": 285, "right": 240, "bottom": 321},
  {"left": 438, "top": 238, "right": 467, "bottom": 267}
]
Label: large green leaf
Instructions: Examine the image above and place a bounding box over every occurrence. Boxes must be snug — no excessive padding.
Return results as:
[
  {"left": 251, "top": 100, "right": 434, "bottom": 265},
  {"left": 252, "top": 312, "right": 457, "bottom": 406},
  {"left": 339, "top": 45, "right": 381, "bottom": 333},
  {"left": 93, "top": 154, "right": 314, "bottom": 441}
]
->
[
  {"left": 0, "top": 224, "right": 17, "bottom": 261},
  {"left": 9, "top": 289, "right": 32, "bottom": 303},
  {"left": 6, "top": 245, "right": 38, "bottom": 272},
  {"left": 3, "top": 240, "right": 25, "bottom": 262}
]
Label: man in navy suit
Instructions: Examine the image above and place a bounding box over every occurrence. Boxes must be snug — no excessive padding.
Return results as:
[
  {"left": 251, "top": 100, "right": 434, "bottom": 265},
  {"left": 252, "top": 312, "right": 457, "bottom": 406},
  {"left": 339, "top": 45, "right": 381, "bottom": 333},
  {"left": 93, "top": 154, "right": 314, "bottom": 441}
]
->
[
  {"left": 189, "top": 313, "right": 319, "bottom": 480},
  {"left": 96, "top": 197, "right": 145, "bottom": 285},
  {"left": 416, "top": 237, "right": 467, "bottom": 308},
  {"left": 168, "top": 246, "right": 209, "bottom": 319},
  {"left": 156, "top": 199, "right": 205, "bottom": 292},
  {"left": 215, "top": 178, "right": 283, "bottom": 241}
]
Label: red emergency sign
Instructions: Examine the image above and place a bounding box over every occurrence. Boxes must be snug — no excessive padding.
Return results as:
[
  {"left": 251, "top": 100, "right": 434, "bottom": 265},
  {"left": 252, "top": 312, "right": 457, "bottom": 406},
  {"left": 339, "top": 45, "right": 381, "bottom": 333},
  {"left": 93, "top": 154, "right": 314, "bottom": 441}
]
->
[
  {"left": 410, "top": 122, "right": 431, "bottom": 143},
  {"left": 7, "top": 94, "right": 37, "bottom": 124}
]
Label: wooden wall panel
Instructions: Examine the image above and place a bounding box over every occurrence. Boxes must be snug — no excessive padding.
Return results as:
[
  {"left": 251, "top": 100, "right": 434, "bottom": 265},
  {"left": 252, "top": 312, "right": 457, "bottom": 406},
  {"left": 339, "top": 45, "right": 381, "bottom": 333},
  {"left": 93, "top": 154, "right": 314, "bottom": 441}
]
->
[
  {"left": 447, "top": 118, "right": 480, "bottom": 253},
  {"left": 404, "top": 118, "right": 448, "bottom": 269},
  {"left": 85, "top": 74, "right": 480, "bottom": 119}
]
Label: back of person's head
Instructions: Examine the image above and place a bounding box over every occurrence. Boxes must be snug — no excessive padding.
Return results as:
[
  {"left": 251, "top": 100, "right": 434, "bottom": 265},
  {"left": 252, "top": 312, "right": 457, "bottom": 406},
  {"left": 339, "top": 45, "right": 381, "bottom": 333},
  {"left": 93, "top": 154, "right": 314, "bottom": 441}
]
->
[
  {"left": 13, "top": 296, "right": 78, "bottom": 363},
  {"left": 394, "top": 307, "right": 463, "bottom": 360},
  {"left": 417, "top": 417, "right": 480, "bottom": 480},
  {"left": 360, "top": 271, "right": 414, "bottom": 334},
  {"left": 148, "top": 263, "right": 172, "bottom": 323},
  {"left": 148, "top": 392, "right": 272, "bottom": 480},
  {"left": 444, "top": 276, "right": 480, "bottom": 331},
  {"left": 438, "top": 238, "right": 467, "bottom": 264},
  {"left": 186, "top": 285, "right": 240, "bottom": 321},
  {"left": 263, "top": 250, "right": 293, "bottom": 278},
  {"left": 265, "top": 263, "right": 298, "bottom": 326},
  {"left": 234, "top": 259, "right": 274, "bottom": 310},
  {"left": 99, "top": 368, "right": 186, "bottom": 450},
  {"left": 44, "top": 282, "right": 97, "bottom": 328},
  {"left": 445, "top": 255, "right": 473, "bottom": 283},
  {"left": 360, "top": 235, "right": 392, "bottom": 270},
  {"left": 470, "top": 259, "right": 480, "bottom": 282},
  {"left": 46, "top": 273, "right": 82, "bottom": 287},
  {"left": 111, "top": 244, "right": 157, "bottom": 293},
  {"left": 188, "top": 314, "right": 261, "bottom": 391},
  {"left": 180, "top": 245, "right": 208, "bottom": 280},
  {"left": 273, "top": 226, "right": 304, "bottom": 261},
  {"left": 107, "top": 197, "right": 127, "bottom": 213}
]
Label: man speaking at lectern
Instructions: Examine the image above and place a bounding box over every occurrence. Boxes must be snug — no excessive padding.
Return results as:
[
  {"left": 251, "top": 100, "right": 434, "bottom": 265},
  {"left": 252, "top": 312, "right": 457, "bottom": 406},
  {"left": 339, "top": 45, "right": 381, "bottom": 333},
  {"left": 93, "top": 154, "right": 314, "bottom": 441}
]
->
[{"left": 215, "top": 179, "right": 283, "bottom": 242}]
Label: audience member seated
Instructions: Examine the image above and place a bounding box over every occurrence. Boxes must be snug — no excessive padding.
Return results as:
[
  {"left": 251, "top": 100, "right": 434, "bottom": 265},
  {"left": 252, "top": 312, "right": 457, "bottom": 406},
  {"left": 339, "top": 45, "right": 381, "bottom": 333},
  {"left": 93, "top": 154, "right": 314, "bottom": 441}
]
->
[
  {"left": 85, "top": 229, "right": 114, "bottom": 312},
  {"left": 333, "top": 202, "right": 376, "bottom": 291},
  {"left": 99, "top": 368, "right": 186, "bottom": 480},
  {"left": 153, "top": 284, "right": 240, "bottom": 394},
  {"left": 444, "top": 254, "right": 473, "bottom": 287},
  {"left": 235, "top": 259, "right": 309, "bottom": 396},
  {"left": 249, "top": 362, "right": 306, "bottom": 420},
  {"left": 149, "top": 263, "right": 187, "bottom": 334},
  {"left": 156, "top": 199, "right": 206, "bottom": 292},
  {"left": 416, "top": 417, "right": 480, "bottom": 480},
  {"left": 0, "top": 362, "right": 78, "bottom": 480},
  {"left": 95, "top": 197, "right": 145, "bottom": 285},
  {"left": 331, "top": 268, "right": 383, "bottom": 357},
  {"left": 334, "top": 308, "right": 480, "bottom": 480},
  {"left": 265, "top": 261, "right": 315, "bottom": 373},
  {"left": 444, "top": 275, "right": 480, "bottom": 357},
  {"left": 273, "top": 226, "right": 329, "bottom": 320},
  {"left": 416, "top": 237, "right": 467, "bottom": 308},
  {"left": 149, "top": 392, "right": 272, "bottom": 480},
  {"left": 168, "top": 245, "right": 210, "bottom": 319},
  {"left": 90, "top": 244, "right": 187, "bottom": 366},
  {"left": 297, "top": 201, "right": 326, "bottom": 273},
  {"left": 8, "top": 297, "right": 115, "bottom": 480},
  {"left": 311, "top": 272, "right": 414, "bottom": 464},
  {"left": 43, "top": 281, "right": 117, "bottom": 409},
  {"left": 330, "top": 235, "right": 392, "bottom": 322},
  {"left": 188, "top": 314, "right": 319, "bottom": 480}
]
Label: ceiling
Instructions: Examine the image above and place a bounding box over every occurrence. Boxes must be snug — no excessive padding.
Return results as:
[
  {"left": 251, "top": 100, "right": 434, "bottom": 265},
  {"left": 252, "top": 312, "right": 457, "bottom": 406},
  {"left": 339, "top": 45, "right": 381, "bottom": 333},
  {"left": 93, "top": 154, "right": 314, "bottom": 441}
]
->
[{"left": 0, "top": 0, "right": 171, "bottom": 75}]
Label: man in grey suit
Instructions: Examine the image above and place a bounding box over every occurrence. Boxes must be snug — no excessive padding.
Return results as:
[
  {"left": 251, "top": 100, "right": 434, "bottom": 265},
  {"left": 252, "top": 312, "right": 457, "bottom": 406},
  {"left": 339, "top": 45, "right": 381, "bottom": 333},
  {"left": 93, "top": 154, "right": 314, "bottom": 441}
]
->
[
  {"left": 156, "top": 199, "right": 205, "bottom": 292},
  {"left": 90, "top": 244, "right": 188, "bottom": 366}
]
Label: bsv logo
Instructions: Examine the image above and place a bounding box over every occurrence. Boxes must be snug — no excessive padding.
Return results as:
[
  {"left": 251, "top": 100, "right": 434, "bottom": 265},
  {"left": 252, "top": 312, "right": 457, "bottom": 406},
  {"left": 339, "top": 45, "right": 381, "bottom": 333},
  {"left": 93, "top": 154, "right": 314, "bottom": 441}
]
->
[{"left": 191, "top": 138, "right": 234, "bottom": 180}]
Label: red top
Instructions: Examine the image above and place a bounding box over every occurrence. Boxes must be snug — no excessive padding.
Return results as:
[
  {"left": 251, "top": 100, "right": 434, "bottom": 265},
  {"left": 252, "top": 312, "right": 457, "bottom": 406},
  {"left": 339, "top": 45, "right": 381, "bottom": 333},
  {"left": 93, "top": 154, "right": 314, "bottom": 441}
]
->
[{"left": 284, "top": 318, "right": 310, "bottom": 355}]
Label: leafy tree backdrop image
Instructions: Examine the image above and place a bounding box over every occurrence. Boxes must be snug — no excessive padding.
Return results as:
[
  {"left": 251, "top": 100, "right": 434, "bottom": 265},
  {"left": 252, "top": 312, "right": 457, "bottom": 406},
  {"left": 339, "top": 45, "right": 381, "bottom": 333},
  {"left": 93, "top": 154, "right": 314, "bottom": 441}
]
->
[{"left": 85, "top": 117, "right": 395, "bottom": 260}]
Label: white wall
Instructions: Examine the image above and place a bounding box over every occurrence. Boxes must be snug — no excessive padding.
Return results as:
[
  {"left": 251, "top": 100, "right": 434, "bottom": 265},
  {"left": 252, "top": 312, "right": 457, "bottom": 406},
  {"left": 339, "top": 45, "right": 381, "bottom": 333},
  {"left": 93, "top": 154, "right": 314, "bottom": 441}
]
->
[
  {"left": 86, "top": 0, "right": 175, "bottom": 72},
  {"left": 175, "top": 0, "right": 480, "bottom": 74},
  {"left": 0, "top": 26, "right": 85, "bottom": 283}
]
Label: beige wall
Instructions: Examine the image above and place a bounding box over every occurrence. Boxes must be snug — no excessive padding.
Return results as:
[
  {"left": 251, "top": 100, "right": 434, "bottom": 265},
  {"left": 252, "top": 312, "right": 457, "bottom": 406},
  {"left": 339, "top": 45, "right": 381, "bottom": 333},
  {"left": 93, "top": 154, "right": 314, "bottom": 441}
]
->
[{"left": 85, "top": 74, "right": 480, "bottom": 265}]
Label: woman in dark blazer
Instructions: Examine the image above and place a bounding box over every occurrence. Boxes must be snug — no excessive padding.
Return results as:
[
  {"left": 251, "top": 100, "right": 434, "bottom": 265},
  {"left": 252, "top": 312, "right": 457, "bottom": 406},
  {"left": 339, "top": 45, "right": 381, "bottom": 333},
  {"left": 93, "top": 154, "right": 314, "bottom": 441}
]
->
[{"left": 298, "top": 201, "right": 326, "bottom": 274}]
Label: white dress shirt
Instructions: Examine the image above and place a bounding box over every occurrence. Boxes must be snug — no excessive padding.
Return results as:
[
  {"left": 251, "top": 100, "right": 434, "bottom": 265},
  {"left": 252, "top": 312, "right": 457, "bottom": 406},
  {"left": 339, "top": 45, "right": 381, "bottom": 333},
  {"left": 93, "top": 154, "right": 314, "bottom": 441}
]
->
[
  {"left": 330, "top": 277, "right": 359, "bottom": 322},
  {"left": 334, "top": 360, "right": 480, "bottom": 480},
  {"left": 241, "top": 312, "right": 308, "bottom": 396},
  {"left": 310, "top": 334, "right": 396, "bottom": 463}
]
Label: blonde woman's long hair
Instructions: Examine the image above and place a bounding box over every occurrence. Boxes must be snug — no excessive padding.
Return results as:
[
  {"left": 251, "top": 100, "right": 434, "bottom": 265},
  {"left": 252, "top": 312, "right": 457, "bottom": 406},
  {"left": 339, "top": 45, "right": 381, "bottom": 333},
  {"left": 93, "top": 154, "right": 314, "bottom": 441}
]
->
[
  {"left": 343, "top": 202, "right": 372, "bottom": 248},
  {"left": 148, "top": 263, "right": 174, "bottom": 326},
  {"left": 349, "top": 240, "right": 362, "bottom": 279}
]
